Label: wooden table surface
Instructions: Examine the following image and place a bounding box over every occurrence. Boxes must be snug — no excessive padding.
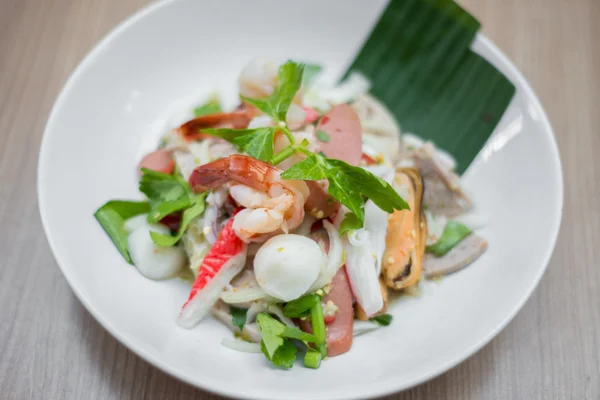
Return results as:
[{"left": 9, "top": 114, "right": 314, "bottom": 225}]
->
[{"left": 1, "top": 0, "right": 598, "bottom": 399}]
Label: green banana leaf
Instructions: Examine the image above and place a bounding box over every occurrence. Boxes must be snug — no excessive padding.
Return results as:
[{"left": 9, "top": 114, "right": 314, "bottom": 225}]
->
[{"left": 346, "top": 0, "right": 515, "bottom": 174}]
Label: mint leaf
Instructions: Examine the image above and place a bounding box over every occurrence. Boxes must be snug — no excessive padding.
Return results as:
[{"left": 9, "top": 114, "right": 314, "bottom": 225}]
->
[
  {"left": 230, "top": 306, "right": 248, "bottom": 330},
  {"left": 200, "top": 127, "right": 277, "bottom": 162},
  {"left": 370, "top": 313, "right": 393, "bottom": 326},
  {"left": 150, "top": 193, "right": 207, "bottom": 246},
  {"left": 241, "top": 60, "right": 304, "bottom": 122},
  {"left": 316, "top": 130, "right": 330, "bottom": 143},
  {"left": 302, "top": 63, "right": 322, "bottom": 87},
  {"left": 426, "top": 221, "right": 472, "bottom": 257},
  {"left": 94, "top": 200, "right": 150, "bottom": 264},
  {"left": 282, "top": 153, "right": 408, "bottom": 230}
]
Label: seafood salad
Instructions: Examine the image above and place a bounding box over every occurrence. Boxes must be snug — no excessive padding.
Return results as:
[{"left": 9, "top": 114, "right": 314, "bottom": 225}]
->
[{"left": 95, "top": 59, "right": 488, "bottom": 369}]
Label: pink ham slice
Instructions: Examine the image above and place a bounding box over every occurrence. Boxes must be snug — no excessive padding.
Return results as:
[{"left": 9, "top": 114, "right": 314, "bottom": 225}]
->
[
  {"left": 315, "top": 104, "right": 362, "bottom": 166},
  {"left": 138, "top": 149, "right": 175, "bottom": 174}
]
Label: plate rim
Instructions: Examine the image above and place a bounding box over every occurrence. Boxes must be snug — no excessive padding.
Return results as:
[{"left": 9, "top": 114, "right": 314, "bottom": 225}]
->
[{"left": 37, "top": 1, "right": 564, "bottom": 398}]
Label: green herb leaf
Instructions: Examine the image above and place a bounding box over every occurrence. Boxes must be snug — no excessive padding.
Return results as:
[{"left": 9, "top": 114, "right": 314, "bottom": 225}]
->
[
  {"left": 200, "top": 127, "right": 277, "bottom": 162},
  {"left": 345, "top": 0, "right": 515, "bottom": 173},
  {"left": 193, "top": 98, "right": 222, "bottom": 117},
  {"left": 283, "top": 294, "right": 319, "bottom": 318},
  {"left": 230, "top": 306, "right": 248, "bottom": 331},
  {"left": 139, "top": 168, "right": 193, "bottom": 223},
  {"left": 241, "top": 60, "right": 304, "bottom": 122},
  {"left": 256, "top": 313, "right": 286, "bottom": 358},
  {"left": 256, "top": 312, "right": 321, "bottom": 369},
  {"left": 302, "top": 63, "right": 322, "bottom": 87},
  {"left": 281, "top": 153, "right": 409, "bottom": 230},
  {"left": 316, "top": 130, "right": 330, "bottom": 143},
  {"left": 370, "top": 313, "right": 393, "bottom": 326},
  {"left": 94, "top": 200, "right": 150, "bottom": 264},
  {"left": 426, "top": 220, "right": 472, "bottom": 256},
  {"left": 150, "top": 193, "right": 207, "bottom": 246},
  {"left": 260, "top": 339, "right": 297, "bottom": 369},
  {"left": 339, "top": 213, "right": 362, "bottom": 236},
  {"left": 282, "top": 327, "right": 319, "bottom": 344}
]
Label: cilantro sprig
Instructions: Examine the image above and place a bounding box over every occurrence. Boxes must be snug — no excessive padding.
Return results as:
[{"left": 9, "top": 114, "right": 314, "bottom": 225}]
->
[{"left": 256, "top": 313, "right": 321, "bottom": 369}]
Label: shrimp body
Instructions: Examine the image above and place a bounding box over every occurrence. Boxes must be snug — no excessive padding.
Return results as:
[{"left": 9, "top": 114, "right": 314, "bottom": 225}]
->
[{"left": 189, "top": 155, "right": 309, "bottom": 242}]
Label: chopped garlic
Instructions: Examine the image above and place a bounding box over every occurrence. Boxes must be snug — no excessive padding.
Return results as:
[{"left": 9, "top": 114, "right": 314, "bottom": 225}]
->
[{"left": 322, "top": 300, "right": 338, "bottom": 317}]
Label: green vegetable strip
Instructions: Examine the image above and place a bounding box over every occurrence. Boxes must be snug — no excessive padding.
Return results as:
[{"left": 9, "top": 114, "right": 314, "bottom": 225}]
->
[
  {"left": 94, "top": 200, "right": 150, "bottom": 264},
  {"left": 304, "top": 350, "right": 322, "bottom": 369},
  {"left": 345, "top": 0, "right": 515, "bottom": 173},
  {"left": 310, "top": 301, "right": 327, "bottom": 357},
  {"left": 426, "top": 220, "right": 472, "bottom": 256},
  {"left": 370, "top": 313, "right": 393, "bottom": 326}
]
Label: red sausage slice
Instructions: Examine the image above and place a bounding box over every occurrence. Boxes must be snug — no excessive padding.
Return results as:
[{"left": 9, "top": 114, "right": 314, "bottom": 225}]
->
[
  {"left": 298, "top": 267, "right": 354, "bottom": 357},
  {"left": 138, "top": 149, "right": 175, "bottom": 174},
  {"left": 322, "top": 268, "right": 354, "bottom": 357},
  {"left": 315, "top": 104, "right": 362, "bottom": 166}
]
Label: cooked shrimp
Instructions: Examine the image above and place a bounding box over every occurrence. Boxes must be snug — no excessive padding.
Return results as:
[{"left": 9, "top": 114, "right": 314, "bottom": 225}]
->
[
  {"left": 239, "top": 58, "right": 303, "bottom": 108},
  {"left": 239, "top": 58, "right": 280, "bottom": 99},
  {"left": 189, "top": 155, "right": 309, "bottom": 242},
  {"left": 176, "top": 108, "right": 255, "bottom": 142}
]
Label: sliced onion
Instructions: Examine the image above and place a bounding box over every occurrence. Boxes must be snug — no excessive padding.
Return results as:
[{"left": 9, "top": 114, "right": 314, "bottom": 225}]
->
[
  {"left": 203, "top": 187, "right": 228, "bottom": 244},
  {"left": 292, "top": 214, "right": 316, "bottom": 237},
  {"left": 220, "top": 287, "right": 268, "bottom": 304},
  {"left": 344, "top": 229, "right": 383, "bottom": 317},
  {"left": 221, "top": 337, "right": 262, "bottom": 353},
  {"left": 425, "top": 211, "right": 447, "bottom": 246},
  {"left": 309, "top": 220, "right": 344, "bottom": 291},
  {"left": 320, "top": 72, "right": 371, "bottom": 105},
  {"left": 353, "top": 321, "right": 382, "bottom": 337},
  {"left": 246, "top": 301, "right": 267, "bottom": 323},
  {"left": 267, "top": 305, "right": 296, "bottom": 328},
  {"left": 454, "top": 211, "right": 490, "bottom": 230},
  {"left": 364, "top": 200, "right": 390, "bottom": 277}
]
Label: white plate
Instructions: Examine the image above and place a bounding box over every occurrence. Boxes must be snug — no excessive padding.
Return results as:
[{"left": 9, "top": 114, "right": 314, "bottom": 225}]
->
[{"left": 38, "top": 1, "right": 563, "bottom": 399}]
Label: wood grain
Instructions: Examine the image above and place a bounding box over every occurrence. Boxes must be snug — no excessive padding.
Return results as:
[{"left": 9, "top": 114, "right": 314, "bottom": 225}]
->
[{"left": 0, "top": 0, "right": 598, "bottom": 399}]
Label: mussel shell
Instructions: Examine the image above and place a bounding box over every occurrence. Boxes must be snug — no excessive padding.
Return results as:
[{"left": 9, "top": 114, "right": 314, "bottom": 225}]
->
[{"left": 382, "top": 168, "right": 427, "bottom": 290}]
